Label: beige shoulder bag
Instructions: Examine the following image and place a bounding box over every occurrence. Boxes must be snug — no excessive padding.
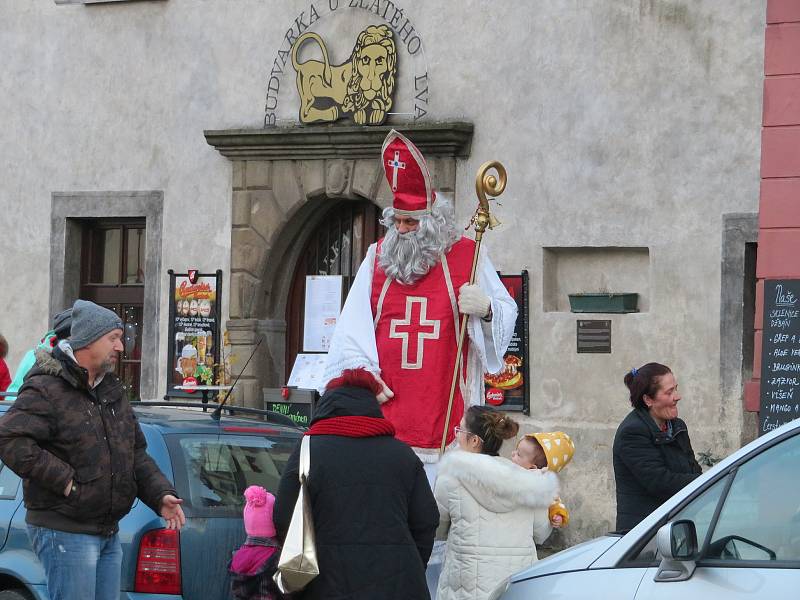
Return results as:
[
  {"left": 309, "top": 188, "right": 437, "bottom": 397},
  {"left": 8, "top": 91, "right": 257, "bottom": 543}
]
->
[{"left": 274, "top": 435, "right": 319, "bottom": 593}]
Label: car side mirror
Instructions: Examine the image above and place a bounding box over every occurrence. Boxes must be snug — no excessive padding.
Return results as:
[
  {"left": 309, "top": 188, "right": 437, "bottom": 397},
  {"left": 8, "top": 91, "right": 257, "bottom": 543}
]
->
[
  {"left": 654, "top": 520, "right": 698, "bottom": 582},
  {"left": 658, "top": 519, "right": 697, "bottom": 560}
]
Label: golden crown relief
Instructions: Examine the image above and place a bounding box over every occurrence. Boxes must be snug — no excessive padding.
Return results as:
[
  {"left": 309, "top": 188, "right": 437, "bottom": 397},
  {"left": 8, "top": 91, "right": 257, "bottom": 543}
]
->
[{"left": 291, "top": 25, "right": 397, "bottom": 125}]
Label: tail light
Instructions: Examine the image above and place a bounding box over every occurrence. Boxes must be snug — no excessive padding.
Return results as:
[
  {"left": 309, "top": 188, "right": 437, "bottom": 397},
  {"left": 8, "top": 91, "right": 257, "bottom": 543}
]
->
[{"left": 134, "top": 528, "right": 181, "bottom": 594}]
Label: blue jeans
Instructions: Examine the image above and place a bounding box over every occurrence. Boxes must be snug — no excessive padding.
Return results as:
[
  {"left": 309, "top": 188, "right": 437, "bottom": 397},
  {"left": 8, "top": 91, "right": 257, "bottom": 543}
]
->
[{"left": 27, "top": 526, "right": 122, "bottom": 600}]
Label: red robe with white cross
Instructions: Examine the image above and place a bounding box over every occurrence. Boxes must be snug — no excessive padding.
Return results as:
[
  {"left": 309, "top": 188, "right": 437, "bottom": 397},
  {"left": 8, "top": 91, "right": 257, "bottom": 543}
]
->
[{"left": 370, "top": 237, "right": 475, "bottom": 448}]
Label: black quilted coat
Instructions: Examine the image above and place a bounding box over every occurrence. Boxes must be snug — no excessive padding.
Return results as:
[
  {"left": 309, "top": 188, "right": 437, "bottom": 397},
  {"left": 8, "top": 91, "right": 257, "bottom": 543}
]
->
[{"left": 613, "top": 407, "right": 702, "bottom": 532}]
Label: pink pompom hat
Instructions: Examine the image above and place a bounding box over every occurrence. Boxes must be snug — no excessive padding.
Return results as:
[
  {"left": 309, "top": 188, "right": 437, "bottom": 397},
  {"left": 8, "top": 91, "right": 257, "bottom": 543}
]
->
[{"left": 243, "top": 485, "right": 276, "bottom": 538}]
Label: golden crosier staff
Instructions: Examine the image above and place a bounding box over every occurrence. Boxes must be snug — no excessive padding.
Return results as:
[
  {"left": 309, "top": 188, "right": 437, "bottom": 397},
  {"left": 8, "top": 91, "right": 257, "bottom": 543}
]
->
[{"left": 439, "top": 160, "right": 507, "bottom": 454}]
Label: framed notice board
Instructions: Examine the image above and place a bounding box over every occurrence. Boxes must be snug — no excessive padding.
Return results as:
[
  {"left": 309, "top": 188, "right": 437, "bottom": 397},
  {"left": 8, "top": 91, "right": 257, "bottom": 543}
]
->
[
  {"left": 483, "top": 271, "right": 530, "bottom": 414},
  {"left": 760, "top": 279, "right": 800, "bottom": 435},
  {"left": 166, "top": 270, "right": 223, "bottom": 399}
]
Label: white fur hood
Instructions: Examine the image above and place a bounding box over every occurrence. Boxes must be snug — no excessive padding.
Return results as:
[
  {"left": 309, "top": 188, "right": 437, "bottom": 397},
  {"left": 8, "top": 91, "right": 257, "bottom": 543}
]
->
[{"left": 437, "top": 449, "right": 559, "bottom": 513}]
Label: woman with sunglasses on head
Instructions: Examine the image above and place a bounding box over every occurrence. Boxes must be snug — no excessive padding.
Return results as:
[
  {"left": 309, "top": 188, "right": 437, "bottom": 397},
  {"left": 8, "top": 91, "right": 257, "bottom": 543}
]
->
[{"left": 433, "top": 406, "right": 559, "bottom": 600}]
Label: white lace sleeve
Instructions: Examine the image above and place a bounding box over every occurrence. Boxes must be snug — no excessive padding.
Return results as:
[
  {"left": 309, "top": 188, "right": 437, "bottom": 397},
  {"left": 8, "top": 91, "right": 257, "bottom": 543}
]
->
[{"left": 466, "top": 249, "right": 517, "bottom": 375}]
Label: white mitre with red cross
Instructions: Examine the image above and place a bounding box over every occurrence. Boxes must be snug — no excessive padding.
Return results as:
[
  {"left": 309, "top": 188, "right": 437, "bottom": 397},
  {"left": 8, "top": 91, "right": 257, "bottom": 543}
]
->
[{"left": 381, "top": 129, "right": 436, "bottom": 217}]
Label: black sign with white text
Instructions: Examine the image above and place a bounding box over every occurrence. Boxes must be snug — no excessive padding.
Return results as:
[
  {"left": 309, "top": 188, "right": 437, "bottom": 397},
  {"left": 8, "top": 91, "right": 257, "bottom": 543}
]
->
[{"left": 760, "top": 279, "right": 800, "bottom": 435}]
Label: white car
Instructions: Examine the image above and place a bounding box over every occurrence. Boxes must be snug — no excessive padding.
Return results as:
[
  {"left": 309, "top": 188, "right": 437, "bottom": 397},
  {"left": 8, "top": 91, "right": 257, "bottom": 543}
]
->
[{"left": 494, "top": 417, "right": 800, "bottom": 599}]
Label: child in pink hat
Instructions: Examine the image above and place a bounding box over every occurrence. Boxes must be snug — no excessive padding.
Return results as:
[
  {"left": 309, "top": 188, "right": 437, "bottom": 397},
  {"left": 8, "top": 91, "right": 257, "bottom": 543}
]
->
[{"left": 228, "top": 485, "right": 285, "bottom": 600}]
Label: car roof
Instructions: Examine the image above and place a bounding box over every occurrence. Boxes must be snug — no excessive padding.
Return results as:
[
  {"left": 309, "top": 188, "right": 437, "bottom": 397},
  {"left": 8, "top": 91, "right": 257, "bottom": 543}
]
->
[
  {"left": 0, "top": 401, "right": 302, "bottom": 437},
  {"left": 135, "top": 405, "right": 302, "bottom": 435}
]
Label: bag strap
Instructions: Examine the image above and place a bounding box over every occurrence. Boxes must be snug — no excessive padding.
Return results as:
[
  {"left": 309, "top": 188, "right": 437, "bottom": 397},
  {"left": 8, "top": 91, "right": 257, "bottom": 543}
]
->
[{"left": 299, "top": 435, "right": 311, "bottom": 482}]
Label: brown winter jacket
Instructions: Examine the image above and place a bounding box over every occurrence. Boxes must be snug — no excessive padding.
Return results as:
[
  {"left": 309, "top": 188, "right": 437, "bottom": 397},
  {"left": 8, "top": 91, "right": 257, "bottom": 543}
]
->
[{"left": 0, "top": 346, "right": 176, "bottom": 536}]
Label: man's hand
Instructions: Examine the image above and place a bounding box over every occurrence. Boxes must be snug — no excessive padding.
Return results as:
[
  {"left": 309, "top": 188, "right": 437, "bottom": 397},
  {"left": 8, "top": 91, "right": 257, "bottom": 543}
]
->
[
  {"left": 373, "top": 372, "right": 395, "bottom": 404},
  {"left": 458, "top": 284, "right": 491, "bottom": 318},
  {"left": 160, "top": 494, "right": 186, "bottom": 530}
]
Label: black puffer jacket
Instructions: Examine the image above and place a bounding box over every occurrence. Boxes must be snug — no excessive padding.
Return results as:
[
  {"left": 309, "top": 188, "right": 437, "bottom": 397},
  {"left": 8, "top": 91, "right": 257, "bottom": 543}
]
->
[
  {"left": 273, "top": 386, "right": 439, "bottom": 600},
  {"left": 0, "top": 346, "right": 176, "bottom": 535},
  {"left": 613, "top": 408, "right": 702, "bottom": 532}
]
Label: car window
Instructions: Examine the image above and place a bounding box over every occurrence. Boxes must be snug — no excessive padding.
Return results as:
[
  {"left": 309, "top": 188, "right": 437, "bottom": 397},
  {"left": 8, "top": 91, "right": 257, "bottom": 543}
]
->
[
  {"left": 0, "top": 463, "right": 20, "bottom": 499},
  {"left": 705, "top": 432, "right": 800, "bottom": 562},
  {"left": 628, "top": 531, "right": 660, "bottom": 565},
  {"left": 628, "top": 475, "right": 728, "bottom": 565},
  {"left": 167, "top": 433, "right": 296, "bottom": 516},
  {"left": 673, "top": 474, "right": 728, "bottom": 549}
]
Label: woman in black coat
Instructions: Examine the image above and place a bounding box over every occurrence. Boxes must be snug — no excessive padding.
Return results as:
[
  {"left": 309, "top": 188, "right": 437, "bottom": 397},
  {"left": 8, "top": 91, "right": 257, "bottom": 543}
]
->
[
  {"left": 273, "top": 369, "right": 439, "bottom": 600},
  {"left": 612, "top": 362, "right": 702, "bottom": 532}
]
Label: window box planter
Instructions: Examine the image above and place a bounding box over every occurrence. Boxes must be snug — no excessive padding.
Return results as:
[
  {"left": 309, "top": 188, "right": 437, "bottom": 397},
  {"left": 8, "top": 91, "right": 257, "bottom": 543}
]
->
[{"left": 567, "top": 293, "right": 639, "bottom": 314}]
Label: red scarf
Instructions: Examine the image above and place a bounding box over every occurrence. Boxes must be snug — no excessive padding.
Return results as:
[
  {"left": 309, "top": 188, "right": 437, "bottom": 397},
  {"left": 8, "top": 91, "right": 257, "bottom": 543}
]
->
[{"left": 305, "top": 416, "right": 396, "bottom": 438}]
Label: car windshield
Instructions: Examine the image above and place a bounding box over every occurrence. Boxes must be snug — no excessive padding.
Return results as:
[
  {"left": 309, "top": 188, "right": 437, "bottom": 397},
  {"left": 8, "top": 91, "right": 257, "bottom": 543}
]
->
[{"left": 167, "top": 433, "right": 297, "bottom": 516}]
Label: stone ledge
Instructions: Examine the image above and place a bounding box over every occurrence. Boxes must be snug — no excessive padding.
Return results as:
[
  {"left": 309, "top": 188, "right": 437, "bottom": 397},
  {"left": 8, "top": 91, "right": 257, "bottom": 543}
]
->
[{"left": 204, "top": 122, "right": 474, "bottom": 160}]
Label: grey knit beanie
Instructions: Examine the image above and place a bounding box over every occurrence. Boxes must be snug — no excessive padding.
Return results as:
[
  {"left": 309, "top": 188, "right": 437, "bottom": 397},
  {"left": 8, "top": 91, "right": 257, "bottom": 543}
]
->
[
  {"left": 69, "top": 300, "right": 123, "bottom": 350},
  {"left": 52, "top": 308, "right": 73, "bottom": 340}
]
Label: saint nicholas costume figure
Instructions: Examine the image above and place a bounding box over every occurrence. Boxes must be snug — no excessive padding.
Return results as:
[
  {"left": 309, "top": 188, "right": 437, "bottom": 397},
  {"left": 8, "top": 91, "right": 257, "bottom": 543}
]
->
[{"left": 321, "top": 130, "right": 517, "bottom": 462}]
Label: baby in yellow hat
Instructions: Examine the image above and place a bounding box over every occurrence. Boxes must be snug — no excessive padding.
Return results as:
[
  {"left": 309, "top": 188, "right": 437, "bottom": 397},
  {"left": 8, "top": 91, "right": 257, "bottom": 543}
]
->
[{"left": 512, "top": 431, "right": 575, "bottom": 527}]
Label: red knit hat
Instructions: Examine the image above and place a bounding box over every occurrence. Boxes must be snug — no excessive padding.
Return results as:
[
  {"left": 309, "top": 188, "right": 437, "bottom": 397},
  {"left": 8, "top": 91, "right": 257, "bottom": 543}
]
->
[
  {"left": 325, "top": 368, "right": 383, "bottom": 396},
  {"left": 381, "top": 129, "right": 436, "bottom": 217}
]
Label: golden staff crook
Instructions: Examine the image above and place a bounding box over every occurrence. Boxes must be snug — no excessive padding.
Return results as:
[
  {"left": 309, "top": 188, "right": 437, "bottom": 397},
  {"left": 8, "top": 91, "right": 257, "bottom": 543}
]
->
[{"left": 439, "top": 160, "right": 507, "bottom": 454}]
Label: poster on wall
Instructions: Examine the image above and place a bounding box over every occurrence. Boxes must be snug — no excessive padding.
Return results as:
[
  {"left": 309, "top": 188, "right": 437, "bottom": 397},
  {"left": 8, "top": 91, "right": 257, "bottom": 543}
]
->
[
  {"left": 166, "top": 269, "right": 222, "bottom": 399},
  {"left": 483, "top": 271, "right": 529, "bottom": 414},
  {"left": 303, "top": 275, "right": 343, "bottom": 352}
]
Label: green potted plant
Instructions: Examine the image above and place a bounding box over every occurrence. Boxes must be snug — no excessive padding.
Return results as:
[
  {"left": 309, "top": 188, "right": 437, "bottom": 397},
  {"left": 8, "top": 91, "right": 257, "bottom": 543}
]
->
[{"left": 568, "top": 291, "right": 639, "bottom": 313}]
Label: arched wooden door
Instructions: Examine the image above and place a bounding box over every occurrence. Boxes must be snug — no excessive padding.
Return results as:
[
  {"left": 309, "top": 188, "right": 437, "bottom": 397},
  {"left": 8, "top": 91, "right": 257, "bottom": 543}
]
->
[{"left": 285, "top": 200, "right": 384, "bottom": 381}]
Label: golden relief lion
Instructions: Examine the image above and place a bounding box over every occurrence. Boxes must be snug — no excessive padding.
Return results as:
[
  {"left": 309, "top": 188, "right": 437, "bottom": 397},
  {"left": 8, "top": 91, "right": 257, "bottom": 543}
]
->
[{"left": 291, "top": 25, "right": 397, "bottom": 125}]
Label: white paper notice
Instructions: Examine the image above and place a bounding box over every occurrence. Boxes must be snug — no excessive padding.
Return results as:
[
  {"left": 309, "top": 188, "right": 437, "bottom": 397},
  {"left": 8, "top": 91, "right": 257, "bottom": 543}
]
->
[
  {"left": 288, "top": 353, "right": 329, "bottom": 389},
  {"left": 303, "top": 275, "right": 343, "bottom": 352}
]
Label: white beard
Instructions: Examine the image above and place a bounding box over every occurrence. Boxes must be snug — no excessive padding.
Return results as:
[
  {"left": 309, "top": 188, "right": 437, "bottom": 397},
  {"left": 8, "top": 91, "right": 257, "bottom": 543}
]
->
[
  {"left": 378, "top": 196, "right": 460, "bottom": 285},
  {"left": 379, "top": 226, "right": 442, "bottom": 285}
]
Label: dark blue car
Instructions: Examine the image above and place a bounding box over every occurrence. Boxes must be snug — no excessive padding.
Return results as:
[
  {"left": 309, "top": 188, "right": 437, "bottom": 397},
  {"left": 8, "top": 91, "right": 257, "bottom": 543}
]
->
[{"left": 0, "top": 401, "right": 301, "bottom": 600}]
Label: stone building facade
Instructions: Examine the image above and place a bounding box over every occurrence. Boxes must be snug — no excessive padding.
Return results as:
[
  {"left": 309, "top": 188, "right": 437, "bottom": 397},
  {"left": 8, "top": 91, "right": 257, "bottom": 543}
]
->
[{"left": 0, "top": 0, "right": 767, "bottom": 544}]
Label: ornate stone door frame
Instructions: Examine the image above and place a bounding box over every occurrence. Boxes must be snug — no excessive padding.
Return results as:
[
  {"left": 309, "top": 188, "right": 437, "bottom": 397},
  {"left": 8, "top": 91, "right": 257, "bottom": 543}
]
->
[{"left": 205, "top": 122, "right": 473, "bottom": 408}]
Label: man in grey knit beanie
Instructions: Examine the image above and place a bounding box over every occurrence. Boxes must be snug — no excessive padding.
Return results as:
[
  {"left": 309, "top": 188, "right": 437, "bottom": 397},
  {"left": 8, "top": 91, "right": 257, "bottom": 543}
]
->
[{"left": 0, "top": 298, "right": 185, "bottom": 600}]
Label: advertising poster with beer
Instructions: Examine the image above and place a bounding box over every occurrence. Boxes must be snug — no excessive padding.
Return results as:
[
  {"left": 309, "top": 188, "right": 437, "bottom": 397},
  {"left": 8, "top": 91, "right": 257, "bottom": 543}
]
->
[
  {"left": 483, "top": 272, "right": 529, "bottom": 413},
  {"left": 166, "top": 269, "right": 222, "bottom": 398}
]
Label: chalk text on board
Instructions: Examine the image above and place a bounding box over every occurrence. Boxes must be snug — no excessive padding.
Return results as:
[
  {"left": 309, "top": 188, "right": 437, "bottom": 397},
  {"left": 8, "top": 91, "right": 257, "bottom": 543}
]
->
[{"left": 775, "top": 284, "right": 798, "bottom": 307}]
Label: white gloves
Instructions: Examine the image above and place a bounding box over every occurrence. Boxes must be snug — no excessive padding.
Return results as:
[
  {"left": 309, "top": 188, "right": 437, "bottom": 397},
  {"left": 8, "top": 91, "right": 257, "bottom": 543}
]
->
[{"left": 458, "top": 284, "right": 491, "bottom": 318}]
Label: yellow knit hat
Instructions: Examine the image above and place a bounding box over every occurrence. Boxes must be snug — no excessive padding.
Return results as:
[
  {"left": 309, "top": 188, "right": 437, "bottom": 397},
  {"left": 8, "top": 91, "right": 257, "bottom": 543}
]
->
[{"left": 527, "top": 431, "right": 575, "bottom": 473}]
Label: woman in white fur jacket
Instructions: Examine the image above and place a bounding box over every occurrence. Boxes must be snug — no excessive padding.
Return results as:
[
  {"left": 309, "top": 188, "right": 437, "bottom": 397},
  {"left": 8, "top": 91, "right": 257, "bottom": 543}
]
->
[{"left": 434, "top": 406, "right": 560, "bottom": 600}]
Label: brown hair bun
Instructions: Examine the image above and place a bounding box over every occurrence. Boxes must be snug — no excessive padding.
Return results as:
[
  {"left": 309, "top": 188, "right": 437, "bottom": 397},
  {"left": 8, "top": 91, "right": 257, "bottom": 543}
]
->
[
  {"left": 465, "top": 406, "right": 519, "bottom": 456},
  {"left": 485, "top": 411, "right": 519, "bottom": 440}
]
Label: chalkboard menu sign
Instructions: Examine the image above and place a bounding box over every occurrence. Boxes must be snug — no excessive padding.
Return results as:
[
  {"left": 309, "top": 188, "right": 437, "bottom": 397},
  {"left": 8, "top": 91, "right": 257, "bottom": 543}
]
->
[{"left": 760, "top": 279, "right": 800, "bottom": 435}]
